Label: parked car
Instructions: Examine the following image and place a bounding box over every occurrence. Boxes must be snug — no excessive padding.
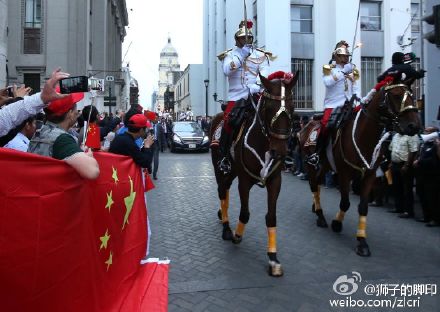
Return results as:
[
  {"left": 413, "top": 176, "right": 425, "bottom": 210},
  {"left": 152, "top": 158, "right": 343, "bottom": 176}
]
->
[{"left": 170, "top": 121, "right": 210, "bottom": 152}]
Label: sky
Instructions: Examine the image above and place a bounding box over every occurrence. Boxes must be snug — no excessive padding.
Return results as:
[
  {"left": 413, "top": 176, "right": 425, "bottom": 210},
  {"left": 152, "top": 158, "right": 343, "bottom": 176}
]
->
[{"left": 122, "top": 0, "right": 203, "bottom": 109}]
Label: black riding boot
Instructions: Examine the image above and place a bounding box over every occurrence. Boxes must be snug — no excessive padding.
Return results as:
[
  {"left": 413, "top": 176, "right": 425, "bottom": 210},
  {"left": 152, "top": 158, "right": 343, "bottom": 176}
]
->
[
  {"left": 306, "top": 131, "right": 328, "bottom": 169},
  {"left": 218, "top": 129, "right": 233, "bottom": 174}
]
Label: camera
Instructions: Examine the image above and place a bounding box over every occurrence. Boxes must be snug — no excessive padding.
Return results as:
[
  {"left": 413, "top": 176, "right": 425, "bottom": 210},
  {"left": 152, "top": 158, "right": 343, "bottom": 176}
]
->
[
  {"left": 6, "top": 86, "right": 14, "bottom": 97},
  {"left": 59, "top": 76, "right": 105, "bottom": 94},
  {"left": 59, "top": 76, "right": 89, "bottom": 94}
]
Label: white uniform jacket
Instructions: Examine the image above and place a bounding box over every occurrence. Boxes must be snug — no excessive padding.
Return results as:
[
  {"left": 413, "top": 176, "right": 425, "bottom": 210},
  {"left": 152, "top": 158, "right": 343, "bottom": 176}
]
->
[
  {"left": 222, "top": 47, "right": 270, "bottom": 101},
  {"left": 323, "top": 64, "right": 360, "bottom": 109}
]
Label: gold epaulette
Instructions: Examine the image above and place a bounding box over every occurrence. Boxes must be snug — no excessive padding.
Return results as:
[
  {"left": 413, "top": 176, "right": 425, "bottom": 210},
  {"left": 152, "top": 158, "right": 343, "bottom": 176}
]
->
[
  {"left": 255, "top": 48, "right": 277, "bottom": 61},
  {"left": 323, "top": 64, "right": 335, "bottom": 76},
  {"left": 353, "top": 67, "right": 360, "bottom": 80},
  {"left": 217, "top": 49, "right": 233, "bottom": 61}
]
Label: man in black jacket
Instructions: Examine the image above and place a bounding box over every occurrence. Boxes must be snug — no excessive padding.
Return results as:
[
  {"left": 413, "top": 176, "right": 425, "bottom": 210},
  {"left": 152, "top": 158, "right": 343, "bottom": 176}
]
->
[
  {"left": 109, "top": 114, "right": 153, "bottom": 173},
  {"left": 377, "top": 52, "right": 425, "bottom": 82}
]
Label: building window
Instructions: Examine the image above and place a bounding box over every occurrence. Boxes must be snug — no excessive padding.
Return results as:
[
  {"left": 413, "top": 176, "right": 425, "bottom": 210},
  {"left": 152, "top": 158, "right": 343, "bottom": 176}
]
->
[
  {"left": 23, "top": 0, "right": 42, "bottom": 54},
  {"left": 360, "top": 1, "right": 381, "bottom": 31},
  {"left": 89, "top": 41, "right": 92, "bottom": 65},
  {"left": 412, "top": 58, "right": 422, "bottom": 100},
  {"left": 411, "top": 3, "right": 420, "bottom": 32},
  {"left": 361, "top": 57, "right": 383, "bottom": 93},
  {"left": 25, "top": 0, "right": 41, "bottom": 28},
  {"left": 291, "top": 59, "right": 313, "bottom": 110},
  {"left": 290, "top": 5, "right": 313, "bottom": 33}
]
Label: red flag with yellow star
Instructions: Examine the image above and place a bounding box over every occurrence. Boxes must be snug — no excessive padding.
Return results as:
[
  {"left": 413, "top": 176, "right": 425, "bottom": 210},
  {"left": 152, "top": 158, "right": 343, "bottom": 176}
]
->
[
  {"left": 85, "top": 122, "right": 101, "bottom": 149},
  {"left": 0, "top": 149, "right": 168, "bottom": 311}
]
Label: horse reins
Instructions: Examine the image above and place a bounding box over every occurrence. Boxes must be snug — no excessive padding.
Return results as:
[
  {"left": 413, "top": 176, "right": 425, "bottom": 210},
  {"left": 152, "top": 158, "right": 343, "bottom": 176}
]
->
[
  {"left": 240, "top": 83, "right": 291, "bottom": 187},
  {"left": 338, "top": 83, "right": 414, "bottom": 176},
  {"left": 262, "top": 82, "right": 293, "bottom": 140}
]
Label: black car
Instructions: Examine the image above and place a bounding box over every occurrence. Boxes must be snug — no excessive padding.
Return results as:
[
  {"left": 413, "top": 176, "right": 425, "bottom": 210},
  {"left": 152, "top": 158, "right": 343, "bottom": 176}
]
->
[{"left": 170, "top": 121, "right": 210, "bottom": 152}]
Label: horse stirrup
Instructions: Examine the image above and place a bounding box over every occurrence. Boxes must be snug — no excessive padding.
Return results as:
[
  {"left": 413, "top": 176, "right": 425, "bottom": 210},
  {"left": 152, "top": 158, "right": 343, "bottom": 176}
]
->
[
  {"left": 218, "top": 157, "right": 232, "bottom": 174},
  {"left": 306, "top": 153, "right": 320, "bottom": 169}
]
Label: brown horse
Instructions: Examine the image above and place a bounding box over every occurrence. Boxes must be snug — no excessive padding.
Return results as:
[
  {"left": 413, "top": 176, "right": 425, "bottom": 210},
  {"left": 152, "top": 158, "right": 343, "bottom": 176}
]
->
[
  {"left": 299, "top": 78, "right": 421, "bottom": 257},
  {"left": 210, "top": 71, "right": 299, "bottom": 276}
]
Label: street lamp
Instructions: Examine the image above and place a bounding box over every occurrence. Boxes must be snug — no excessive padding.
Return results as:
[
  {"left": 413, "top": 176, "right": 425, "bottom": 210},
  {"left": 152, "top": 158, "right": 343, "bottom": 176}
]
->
[{"left": 203, "top": 79, "right": 209, "bottom": 118}]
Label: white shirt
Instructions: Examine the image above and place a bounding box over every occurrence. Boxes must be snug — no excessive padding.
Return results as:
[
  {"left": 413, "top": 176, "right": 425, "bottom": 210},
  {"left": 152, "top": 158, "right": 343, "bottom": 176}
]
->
[
  {"left": 222, "top": 46, "right": 270, "bottom": 101},
  {"left": 4, "top": 132, "right": 30, "bottom": 152},
  {"left": 323, "top": 64, "right": 359, "bottom": 109},
  {"left": 0, "top": 93, "right": 43, "bottom": 136}
]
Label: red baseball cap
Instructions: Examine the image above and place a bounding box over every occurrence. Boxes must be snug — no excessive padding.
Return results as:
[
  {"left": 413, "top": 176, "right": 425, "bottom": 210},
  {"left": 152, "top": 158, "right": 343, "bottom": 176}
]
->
[
  {"left": 144, "top": 110, "right": 157, "bottom": 121},
  {"left": 128, "top": 114, "right": 148, "bottom": 129},
  {"left": 45, "top": 88, "right": 84, "bottom": 116}
]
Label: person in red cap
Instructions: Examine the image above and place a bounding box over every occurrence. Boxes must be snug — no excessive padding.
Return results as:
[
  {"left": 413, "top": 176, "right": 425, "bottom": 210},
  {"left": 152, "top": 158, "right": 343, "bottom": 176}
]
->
[
  {"left": 108, "top": 114, "right": 154, "bottom": 172},
  {"left": 28, "top": 90, "right": 100, "bottom": 180}
]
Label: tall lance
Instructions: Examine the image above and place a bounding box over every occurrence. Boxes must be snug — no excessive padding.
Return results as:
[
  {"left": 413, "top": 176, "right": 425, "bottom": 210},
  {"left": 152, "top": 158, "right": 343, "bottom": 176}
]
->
[
  {"left": 350, "top": 0, "right": 361, "bottom": 63},
  {"left": 243, "top": 0, "right": 249, "bottom": 46}
]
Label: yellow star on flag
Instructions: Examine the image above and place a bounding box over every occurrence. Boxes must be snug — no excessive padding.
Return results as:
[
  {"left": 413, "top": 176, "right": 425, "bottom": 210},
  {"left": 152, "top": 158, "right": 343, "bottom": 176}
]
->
[
  {"left": 105, "top": 251, "right": 113, "bottom": 271},
  {"left": 112, "top": 166, "right": 119, "bottom": 184},
  {"left": 99, "top": 229, "right": 110, "bottom": 250},
  {"left": 122, "top": 176, "right": 136, "bottom": 230},
  {"left": 105, "top": 190, "right": 114, "bottom": 211}
]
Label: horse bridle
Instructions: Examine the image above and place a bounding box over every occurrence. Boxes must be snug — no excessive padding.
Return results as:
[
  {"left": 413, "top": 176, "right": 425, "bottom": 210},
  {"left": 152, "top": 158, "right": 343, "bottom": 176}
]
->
[
  {"left": 261, "top": 82, "right": 293, "bottom": 140},
  {"left": 380, "top": 83, "right": 417, "bottom": 128}
]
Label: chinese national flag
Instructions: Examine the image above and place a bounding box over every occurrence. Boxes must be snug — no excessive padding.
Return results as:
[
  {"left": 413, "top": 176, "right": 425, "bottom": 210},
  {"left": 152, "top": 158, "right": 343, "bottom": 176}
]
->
[
  {"left": 86, "top": 122, "right": 102, "bottom": 149},
  {"left": 0, "top": 149, "right": 168, "bottom": 312}
]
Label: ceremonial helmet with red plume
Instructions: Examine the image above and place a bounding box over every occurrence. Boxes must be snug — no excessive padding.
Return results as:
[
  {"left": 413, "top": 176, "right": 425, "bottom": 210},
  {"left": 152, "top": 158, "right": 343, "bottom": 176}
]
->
[{"left": 235, "top": 20, "right": 254, "bottom": 42}]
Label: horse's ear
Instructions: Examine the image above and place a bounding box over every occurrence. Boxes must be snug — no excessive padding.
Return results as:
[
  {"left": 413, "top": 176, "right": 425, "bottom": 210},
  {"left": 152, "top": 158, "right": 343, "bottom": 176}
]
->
[
  {"left": 403, "top": 77, "right": 416, "bottom": 88},
  {"left": 289, "top": 70, "right": 300, "bottom": 88},
  {"left": 259, "top": 72, "right": 270, "bottom": 89}
]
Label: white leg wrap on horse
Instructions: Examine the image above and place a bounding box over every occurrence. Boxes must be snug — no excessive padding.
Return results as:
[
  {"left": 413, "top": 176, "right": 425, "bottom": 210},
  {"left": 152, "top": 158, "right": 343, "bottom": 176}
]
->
[{"left": 267, "top": 227, "right": 277, "bottom": 253}]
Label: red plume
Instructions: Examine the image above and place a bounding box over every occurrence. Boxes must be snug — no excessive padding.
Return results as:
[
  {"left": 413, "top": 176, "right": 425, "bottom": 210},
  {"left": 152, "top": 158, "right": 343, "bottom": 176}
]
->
[
  {"left": 268, "top": 71, "right": 286, "bottom": 81},
  {"left": 246, "top": 20, "right": 253, "bottom": 29},
  {"left": 374, "top": 76, "right": 394, "bottom": 91}
]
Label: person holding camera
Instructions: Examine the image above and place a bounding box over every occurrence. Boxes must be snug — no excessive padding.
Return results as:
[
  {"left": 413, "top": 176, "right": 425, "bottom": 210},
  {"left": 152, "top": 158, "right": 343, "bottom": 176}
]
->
[
  {"left": 109, "top": 114, "right": 153, "bottom": 173},
  {"left": 0, "top": 68, "right": 70, "bottom": 137}
]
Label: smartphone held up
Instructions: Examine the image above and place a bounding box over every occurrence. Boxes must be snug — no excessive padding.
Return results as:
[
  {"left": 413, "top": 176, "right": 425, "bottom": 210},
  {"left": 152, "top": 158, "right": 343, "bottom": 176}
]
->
[{"left": 59, "top": 76, "right": 104, "bottom": 94}]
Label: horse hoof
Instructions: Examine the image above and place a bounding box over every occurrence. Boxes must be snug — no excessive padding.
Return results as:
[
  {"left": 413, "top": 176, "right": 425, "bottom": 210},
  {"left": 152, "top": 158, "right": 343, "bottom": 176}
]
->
[
  {"left": 331, "top": 220, "right": 343, "bottom": 233},
  {"left": 268, "top": 261, "right": 283, "bottom": 277},
  {"left": 316, "top": 217, "right": 328, "bottom": 228},
  {"left": 312, "top": 203, "right": 315, "bottom": 213},
  {"left": 356, "top": 239, "right": 371, "bottom": 257},
  {"left": 217, "top": 209, "right": 222, "bottom": 221},
  {"left": 222, "top": 227, "right": 233, "bottom": 241},
  {"left": 232, "top": 234, "right": 242, "bottom": 244}
]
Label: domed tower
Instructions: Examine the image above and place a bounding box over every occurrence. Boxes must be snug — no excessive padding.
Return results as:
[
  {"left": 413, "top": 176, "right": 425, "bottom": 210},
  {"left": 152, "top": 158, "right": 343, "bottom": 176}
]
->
[{"left": 158, "top": 36, "right": 181, "bottom": 112}]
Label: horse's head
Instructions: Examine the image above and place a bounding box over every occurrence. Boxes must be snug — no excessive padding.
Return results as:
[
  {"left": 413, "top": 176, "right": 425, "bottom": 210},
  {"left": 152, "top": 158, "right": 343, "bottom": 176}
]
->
[
  {"left": 379, "top": 78, "right": 421, "bottom": 136},
  {"left": 259, "top": 71, "right": 299, "bottom": 158}
]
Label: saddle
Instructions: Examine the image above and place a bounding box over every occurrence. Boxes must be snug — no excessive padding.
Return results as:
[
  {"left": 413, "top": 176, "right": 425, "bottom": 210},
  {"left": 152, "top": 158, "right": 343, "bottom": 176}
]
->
[{"left": 327, "top": 100, "right": 354, "bottom": 130}]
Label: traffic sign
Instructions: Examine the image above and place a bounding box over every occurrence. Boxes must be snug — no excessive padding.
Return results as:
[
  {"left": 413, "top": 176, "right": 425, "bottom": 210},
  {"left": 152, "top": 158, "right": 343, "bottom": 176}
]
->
[{"left": 104, "top": 96, "right": 117, "bottom": 107}]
